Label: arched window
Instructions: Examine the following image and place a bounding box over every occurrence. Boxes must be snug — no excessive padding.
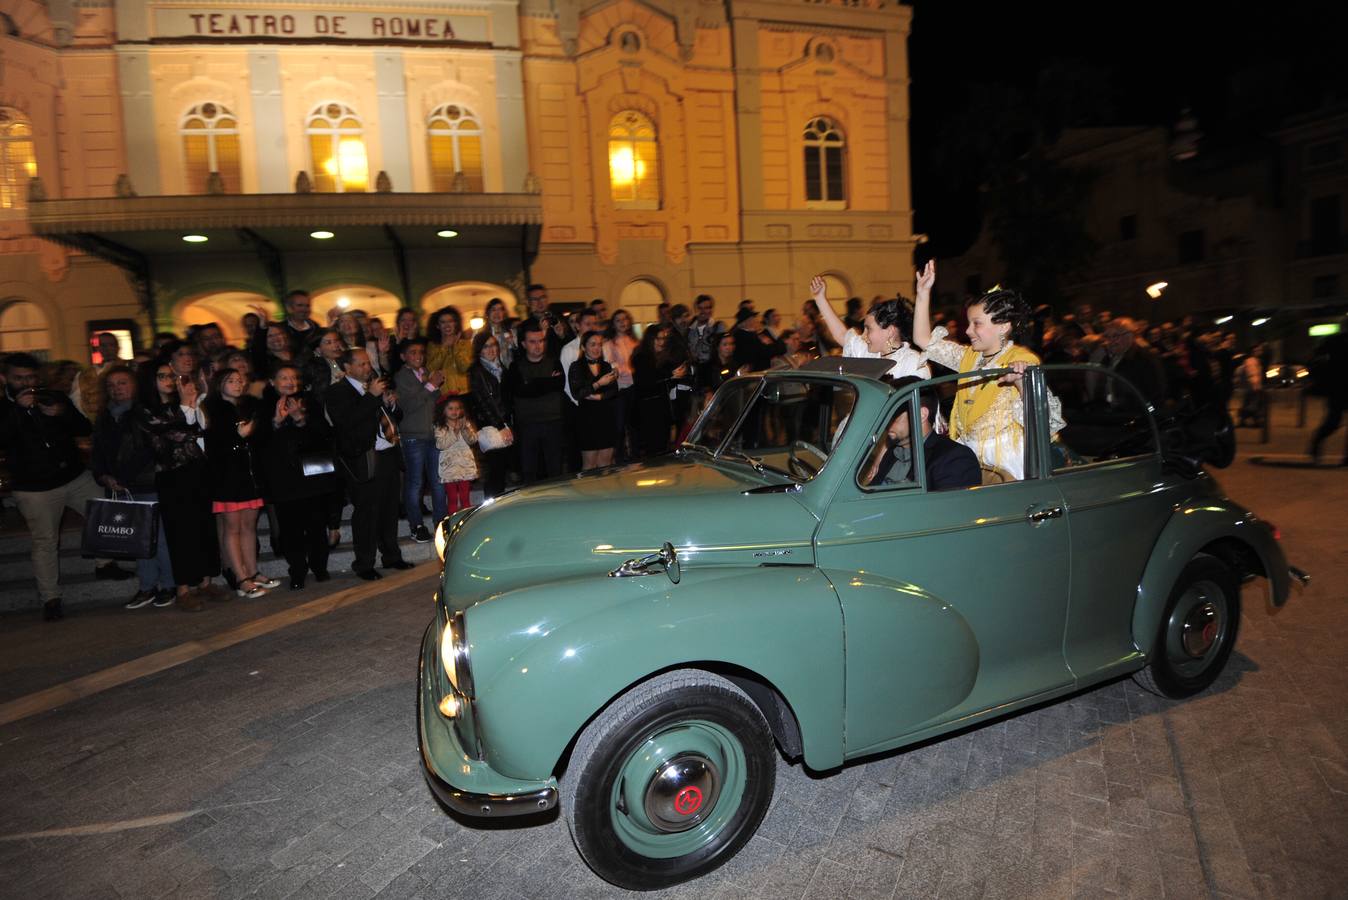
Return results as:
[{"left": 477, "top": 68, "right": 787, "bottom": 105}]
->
[
  {"left": 181, "top": 103, "right": 241, "bottom": 194},
  {"left": 427, "top": 104, "right": 484, "bottom": 192},
  {"left": 608, "top": 111, "right": 659, "bottom": 209},
  {"left": 803, "top": 116, "right": 846, "bottom": 206},
  {"left": 0, "top": 108, "right": 37, "bottom": 210},
  {"left": 0, "top": 300, "right": 52, "bottom": 355},
  {"left": 307, "top": 103, "right": 368, "bottom": 193}
]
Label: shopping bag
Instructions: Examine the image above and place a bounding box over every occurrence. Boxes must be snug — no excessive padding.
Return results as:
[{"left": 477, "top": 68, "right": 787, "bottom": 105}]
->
[
  {"left": 300, "top": 452, "right": 336, "bottom": 476},
  {"left": 81, "top": 492, "right": 159, "bottom": 560}
]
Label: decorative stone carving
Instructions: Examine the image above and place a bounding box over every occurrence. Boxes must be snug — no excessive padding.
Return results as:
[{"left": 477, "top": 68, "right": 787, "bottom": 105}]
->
[
  {"left": 294, "top": 171, "right": 312, "bottom": 193},
  {"left": 114, "top": 174, "right": 136, "bottom": 198},
  {"left": 39, "top": 241, "right": 70, "bottom": 283},
  {"left": 27, "top": 176, "right": 46, "bottom": 203},
  {"left": 555, "top": 0, "right": 580, "bottom": 57},
  {"left": 523, "top": 171, "right": 542, "bottom": 194},
  {"left": 451, "top": 171, "right": 469, "bottom": 193},
  {"left": 205, "top": 171, "right": 224, "bottom": 195},
  {"left": 807, "top": 224, "right": 852, "bottom": 239},
  {"left": 376, "top": 170, "right": 393, "bottom": 192}
]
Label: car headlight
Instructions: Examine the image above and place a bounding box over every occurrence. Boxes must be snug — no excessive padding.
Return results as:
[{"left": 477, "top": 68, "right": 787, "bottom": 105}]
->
[
  {"left": 439, "top": 609, "right": 474, "bottom": 697},
  {"left": 433, "top": 519, "right": 450, "bottom": 562}
]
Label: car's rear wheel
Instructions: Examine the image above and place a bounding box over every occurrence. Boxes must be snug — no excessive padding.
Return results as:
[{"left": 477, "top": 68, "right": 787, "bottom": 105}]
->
[
  {"left": 1134, "top": 555, "right": 1241, "bottom": 698},
  {"left": 561, "top": 670, "right": 776, "bottom": 891}
]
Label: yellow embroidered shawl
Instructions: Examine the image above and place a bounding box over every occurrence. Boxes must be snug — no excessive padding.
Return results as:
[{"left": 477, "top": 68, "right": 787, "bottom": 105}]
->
[{"left": 948, "top": 344, "right": 1041, "bottom": 444}]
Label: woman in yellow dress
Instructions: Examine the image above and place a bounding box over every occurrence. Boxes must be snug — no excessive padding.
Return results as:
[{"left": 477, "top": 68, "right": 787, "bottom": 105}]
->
[
  {"left": 426, "top": 306, "right": 474, "bottom": 397},
  {"left": 911, "top": 261, "right": 1062, "bottom": 481}
]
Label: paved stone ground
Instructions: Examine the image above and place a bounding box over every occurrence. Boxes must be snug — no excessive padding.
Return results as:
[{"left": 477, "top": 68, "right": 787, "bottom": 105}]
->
[{"left": 0, "top": 415, "right": 1344, "bottom": 899}]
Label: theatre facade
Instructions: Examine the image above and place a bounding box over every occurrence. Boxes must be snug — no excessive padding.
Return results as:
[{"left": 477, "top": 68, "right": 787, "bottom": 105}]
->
[{"left": 1, "top": 0, "right": 915, "bottom": 359}]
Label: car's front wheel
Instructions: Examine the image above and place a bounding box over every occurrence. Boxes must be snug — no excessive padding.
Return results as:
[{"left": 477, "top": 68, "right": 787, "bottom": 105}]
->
[
  {"left": 1134, "top": 555, "right": 1241, "bottom": 698},
  {"left": 561, "top": 670, "right": 776, "bottom": 891}
]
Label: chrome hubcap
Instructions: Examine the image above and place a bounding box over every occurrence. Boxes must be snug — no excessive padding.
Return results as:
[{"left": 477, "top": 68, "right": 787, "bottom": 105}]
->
[
  {"left": 1181, "top": 601, "right": 1219, "bottom": 658},
  {"left": 643, "top": 753, "right": 721, "bottom": 833}
]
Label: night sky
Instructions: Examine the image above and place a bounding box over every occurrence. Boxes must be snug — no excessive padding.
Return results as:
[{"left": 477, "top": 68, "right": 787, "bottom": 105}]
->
[{"left": 907, "top": 0, "right": 1347, "bottom": 256}]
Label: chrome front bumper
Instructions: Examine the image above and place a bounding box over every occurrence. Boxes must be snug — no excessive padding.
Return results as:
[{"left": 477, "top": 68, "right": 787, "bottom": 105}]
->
[{"left": 416, "top": 623, "right": 558, "bottom": 818}]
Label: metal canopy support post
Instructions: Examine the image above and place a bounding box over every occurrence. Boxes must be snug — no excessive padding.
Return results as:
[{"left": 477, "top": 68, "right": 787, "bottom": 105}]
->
[
  {"left": 238, "top": 227, "right": 288, "bottom": 304},
  {"left": 384, "top": 225, "right": 412, "bottom": 307},
  {"left": 521, "top": 223, "right": 541, "bottom": 290}
]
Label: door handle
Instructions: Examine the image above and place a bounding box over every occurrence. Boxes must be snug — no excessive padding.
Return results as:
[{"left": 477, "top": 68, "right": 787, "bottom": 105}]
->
[{"left": 1026, "top": 506, "right": 1064, "bottom": 524}]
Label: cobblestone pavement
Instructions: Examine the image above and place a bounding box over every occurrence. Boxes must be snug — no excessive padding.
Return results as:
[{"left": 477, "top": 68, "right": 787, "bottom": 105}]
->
[{"left": 0, "top": 422, "right": 1345, "bottom": 899}]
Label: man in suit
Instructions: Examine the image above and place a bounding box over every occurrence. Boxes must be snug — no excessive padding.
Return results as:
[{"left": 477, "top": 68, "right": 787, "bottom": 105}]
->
[
  {"left": 868, "top": 377, "right": 982, "bottom": 491},
  {"left": 1093, "top": 318, "right": 1167, "bottom": 409},
  {"left": 324, "top": 348, "right": 414, "bottom": 580}
]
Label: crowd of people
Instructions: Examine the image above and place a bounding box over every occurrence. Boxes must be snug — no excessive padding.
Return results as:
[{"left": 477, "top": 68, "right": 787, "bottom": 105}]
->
[{"left": 2, "top": 271, "right": 1341, "bottom": 622}]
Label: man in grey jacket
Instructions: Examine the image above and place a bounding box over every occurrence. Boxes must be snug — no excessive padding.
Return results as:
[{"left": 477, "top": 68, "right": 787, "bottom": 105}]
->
[{"left": 393, "top": 338, "right": 447, "bottom": 542}]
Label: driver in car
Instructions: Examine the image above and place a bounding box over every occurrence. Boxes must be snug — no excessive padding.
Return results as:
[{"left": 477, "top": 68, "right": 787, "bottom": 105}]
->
[{"left": 866, "top": 377, "right": 981, "bottom": 491}]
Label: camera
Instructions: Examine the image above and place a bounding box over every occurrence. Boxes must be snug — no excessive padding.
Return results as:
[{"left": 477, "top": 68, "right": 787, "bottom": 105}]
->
[{"left": 27, "top": 388, "right": 66, "bottom": 407}]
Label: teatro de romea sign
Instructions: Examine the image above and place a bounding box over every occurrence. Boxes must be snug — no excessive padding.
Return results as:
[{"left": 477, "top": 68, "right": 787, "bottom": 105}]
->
[{"left": 152, "top": 5, "right": 491, "bottom": 42}]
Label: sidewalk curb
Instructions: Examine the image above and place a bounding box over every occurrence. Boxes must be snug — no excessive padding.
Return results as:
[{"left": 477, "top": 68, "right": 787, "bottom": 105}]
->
[{"left": 0, "top": 561, "right": 438, "bottom": 728}]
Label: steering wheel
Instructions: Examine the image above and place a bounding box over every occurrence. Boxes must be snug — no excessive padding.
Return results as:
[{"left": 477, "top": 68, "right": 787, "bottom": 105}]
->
[{"left": 787, "top": 439, "right": 825, "bottom": 479}]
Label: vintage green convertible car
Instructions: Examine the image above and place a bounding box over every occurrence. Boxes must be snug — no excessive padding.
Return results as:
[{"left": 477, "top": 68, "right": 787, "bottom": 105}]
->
[{"left": 417, "top": 359, "right": 1301, "bottom": 890}]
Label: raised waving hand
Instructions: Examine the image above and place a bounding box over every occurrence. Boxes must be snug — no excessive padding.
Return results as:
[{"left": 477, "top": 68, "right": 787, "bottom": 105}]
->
[
  {"left": 911, "top": 260, "right": 936, "bottom": 350},
  {"left": 808, "top": 275, "right": 849, "bottom": 349}
]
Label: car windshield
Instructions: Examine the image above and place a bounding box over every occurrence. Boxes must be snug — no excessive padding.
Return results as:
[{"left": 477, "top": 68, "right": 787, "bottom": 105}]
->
[{"left": 687, "top": 376, "right": 858, "bottom": 481}]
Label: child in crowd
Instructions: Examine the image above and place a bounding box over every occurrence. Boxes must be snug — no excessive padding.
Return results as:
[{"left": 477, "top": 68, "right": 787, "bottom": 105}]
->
[{"left": 434, "top": 396, "right": 479, "bottom": 514}]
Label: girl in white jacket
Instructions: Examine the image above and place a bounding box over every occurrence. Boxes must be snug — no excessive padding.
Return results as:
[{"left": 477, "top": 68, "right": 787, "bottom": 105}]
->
[{"left": 434, "top": 397, "right": 478, "bottom": 513}]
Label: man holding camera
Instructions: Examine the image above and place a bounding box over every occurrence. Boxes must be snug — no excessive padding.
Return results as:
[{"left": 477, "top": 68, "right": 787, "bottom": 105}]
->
[
  {"left": 520, "top": 283, "right": 570, "bottom": 359},
  {"left": 0, "top": 353, "right": 104, "bottom": 620},
  {"left": 324, "top": 348, "right": 413, "bottom": 580}
]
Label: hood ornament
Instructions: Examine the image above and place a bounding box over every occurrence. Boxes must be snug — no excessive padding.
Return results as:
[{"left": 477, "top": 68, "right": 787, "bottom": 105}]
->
[{"left": 610, "top": 542, "right": 681, "bottom": 585}]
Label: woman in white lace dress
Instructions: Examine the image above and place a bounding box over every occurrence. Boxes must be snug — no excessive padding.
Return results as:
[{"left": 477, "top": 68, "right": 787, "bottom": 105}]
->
[
  {"left": 911, "top": 261, "right": 1062, "bottom": 481},
  {"left": 807, "top": 276, "right": 929, "bottom": 379}
]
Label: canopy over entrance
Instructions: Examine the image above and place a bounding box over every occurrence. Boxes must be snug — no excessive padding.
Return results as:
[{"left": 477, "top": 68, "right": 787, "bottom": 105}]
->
[{"left": 26, "top": 190, "right": 542, "bottom": 330}]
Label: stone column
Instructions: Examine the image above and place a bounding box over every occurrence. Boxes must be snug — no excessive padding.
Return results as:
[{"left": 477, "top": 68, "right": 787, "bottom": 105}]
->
[
  {"left": 730, "top": 17, "right": 763, "bottom": 213},
  {"left": 248, "top": 51, "right": 289, "bottom": 193},
  {"left": 116, "top": 49, "right": 160, "bottom": 195},
  {"left": 375, "top": 51, "right": 412, "bottom": 192},
  {"left": 494, "top": 52, "right": 528, "bottom": 193}
]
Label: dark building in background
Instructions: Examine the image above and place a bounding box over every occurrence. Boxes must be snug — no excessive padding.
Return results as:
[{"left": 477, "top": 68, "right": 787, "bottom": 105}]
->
[
  {"left": 941, "top": 107, "right": 1348, "bottom": 358},
  {"left": 1278, "top": 108, "right": 1348, "bottom": 319}
]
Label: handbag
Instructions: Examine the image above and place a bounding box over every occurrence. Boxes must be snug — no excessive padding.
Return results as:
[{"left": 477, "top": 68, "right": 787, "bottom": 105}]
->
[
  {"left": 478, "top": 425, "right": 508, "bottom": 452},
  {"left": 81, "top": 491, "right": 159, "bottom": 560}
]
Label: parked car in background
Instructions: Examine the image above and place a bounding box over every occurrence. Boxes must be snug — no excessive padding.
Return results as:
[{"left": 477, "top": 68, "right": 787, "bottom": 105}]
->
[
  {"left": 418, "top": 359, "right": 1301, "bottom": 890},
  {"left": 1264, "top": 362, "right": 1309, "bottom": 389}
]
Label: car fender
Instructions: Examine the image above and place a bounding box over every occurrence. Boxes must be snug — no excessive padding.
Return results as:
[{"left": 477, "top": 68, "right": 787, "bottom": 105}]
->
[
  {"left": 464, "top": 566, "right": 845, "bottom": 780},
  {"left": 820, "top": 568, "right": 980, "bottom": 756},
  {"left": 1134, "top": 500, "right": 1290, "bottom": 650}
]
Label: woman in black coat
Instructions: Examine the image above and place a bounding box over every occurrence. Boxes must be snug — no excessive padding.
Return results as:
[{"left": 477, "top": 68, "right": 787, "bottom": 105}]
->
[
  {"left": 258, "top": 362, "right": 336, "bottom": 589},
  {"left": 202, "top": 367, "right": 276, "bottom": 598},
  {"left": 139, "top": 357, "right": 223, "bottom": 610},
  {"left": 632, "top": 323, "right": 694, "bottom": 457},
  {"left": 467, "top": 331, "right": 513, "bottom": 500}
]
